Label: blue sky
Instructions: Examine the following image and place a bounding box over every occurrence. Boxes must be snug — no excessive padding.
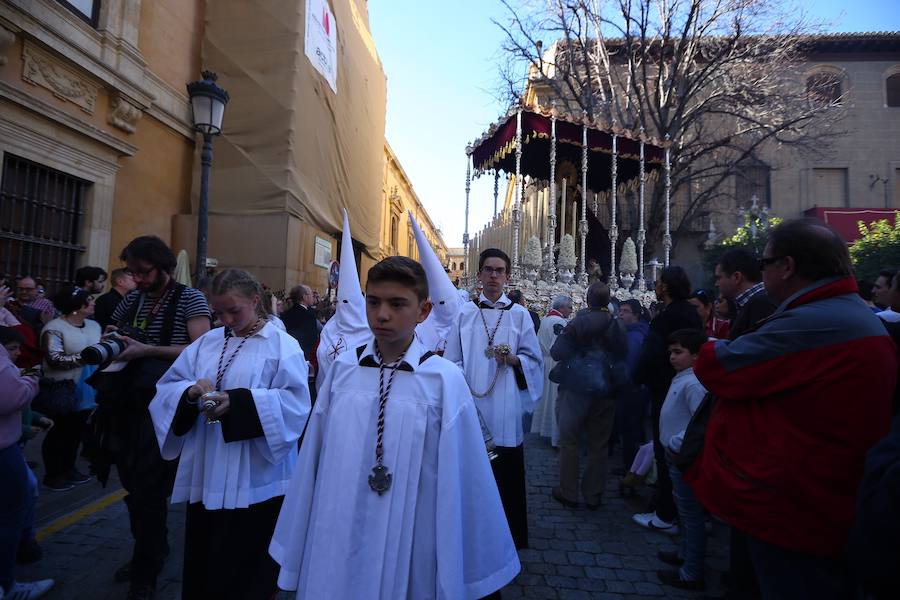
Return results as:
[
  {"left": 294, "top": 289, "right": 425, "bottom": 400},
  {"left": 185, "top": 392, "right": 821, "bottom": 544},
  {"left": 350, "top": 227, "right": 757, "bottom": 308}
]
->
[{"left": 368, "top": 1, "right": 900, "bottom": 249}]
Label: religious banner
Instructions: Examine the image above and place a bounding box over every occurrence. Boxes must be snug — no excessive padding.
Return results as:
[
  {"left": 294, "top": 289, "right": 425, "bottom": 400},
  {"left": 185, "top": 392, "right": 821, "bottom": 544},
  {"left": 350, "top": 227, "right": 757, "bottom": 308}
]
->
[{"left": 306, "top": 0, "right": 338, "bottom": 92}]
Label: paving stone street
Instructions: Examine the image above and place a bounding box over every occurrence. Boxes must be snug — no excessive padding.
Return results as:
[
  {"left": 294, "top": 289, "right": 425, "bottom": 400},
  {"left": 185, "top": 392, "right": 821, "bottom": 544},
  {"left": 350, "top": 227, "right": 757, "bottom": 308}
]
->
[{"left": 19, "top": 433, "right": 727, "bottom": 599}]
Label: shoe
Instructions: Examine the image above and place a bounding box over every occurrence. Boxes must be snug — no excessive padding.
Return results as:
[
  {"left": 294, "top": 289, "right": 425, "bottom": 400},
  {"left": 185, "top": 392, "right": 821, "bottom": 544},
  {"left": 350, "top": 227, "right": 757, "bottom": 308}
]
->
[
  {"left": 16, "top": 538, "right": 42, "bottom": 564},
  {"left": 125, "top": 583, "right": 155, "bottom": 600},
  {"left": 6, "top": 579, "right": 55, "bottom": 599},
  {"left": 632, "top": 511, "right": 679, "bottom": 535},
  {"left": 657, "top": 550, "right": 684, "bottom": 566},
  {"left": 551, "top": 487, "right": 578, "bottom": 509},
  {"left": 66, "top": 468, "right": 92, "bottom": 485},
  {"left": 657, "top": 569, "right": 706, "bottom": 590},
  {"left": 43, "top": 477, "right": 74, "bottom": 492},
  {"left": 114, "top": 562, "right": 132, "bottom": 583}
]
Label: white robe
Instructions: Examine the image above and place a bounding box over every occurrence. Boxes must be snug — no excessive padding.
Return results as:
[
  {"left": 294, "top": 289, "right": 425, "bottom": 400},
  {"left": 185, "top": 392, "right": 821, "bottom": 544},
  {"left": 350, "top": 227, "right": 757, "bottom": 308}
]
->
[
  {"left": 443, "top": 294, "right": 544, "bottom": 448},
  {"left": 269, "top": 335, "right": 520, "bottom": 599},
  {"left": 149, "top": 322, "right": 311, "bottom": 510},
  {"left": 531, "top": 314, "right": 566, "bottom": 447}
]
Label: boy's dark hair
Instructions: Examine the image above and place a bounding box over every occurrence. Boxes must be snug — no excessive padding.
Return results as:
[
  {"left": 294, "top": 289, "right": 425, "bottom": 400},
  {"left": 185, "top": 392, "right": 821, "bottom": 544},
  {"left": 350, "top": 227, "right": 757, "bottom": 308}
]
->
[
  {"left": 119, "top": 236, "right": 177, "bottom": 274},
  {"left": 659, "top": 266, "right": 692, "bottom": 302},
  {"left": 507, "top": 289, "right": 524, "bottom": 304},
  {"left": 689, "top": 289, "right": 712, "bottom": 307},
  {"left": 478, "top": 248, "right": 511, "bottom": 274},
  {"left": 74, "top": 266, "right": 108, "bottom": 287},
  {"left": 586, "top": 282, "right": 611, "bottom": 308},
  {"left": 718, "top": 248, "right": 762, "bottom": 283},
  {"left": 857, "top": 280, "right": 874, "bottom": 302},
  {"left": 366, "top": 256, "right": 429, "bottom": 301},
  {"left": 51, "top": 285, "right": 92, "bottom": 315},
  {"left": 879, "top": 269, "right": 897, "bottom": 282},
  {"left": 0, "top": 326, "right": 25, "bottom": 347},
  {"left": 668, "top": 328, "right": 708, "bottom": 354},
  {"left": 621, "top": 298, "right": 643, "bottom": 318}
]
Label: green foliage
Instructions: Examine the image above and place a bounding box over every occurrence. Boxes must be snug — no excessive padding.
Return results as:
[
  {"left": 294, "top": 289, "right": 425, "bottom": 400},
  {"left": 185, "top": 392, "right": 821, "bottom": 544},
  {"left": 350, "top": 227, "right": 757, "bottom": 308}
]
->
[
  {"left": 701, "top": 217, "right": 782, "bottom": 288},
  {"left": 849, "top": 214, "right": 900, "bottom": 283}
]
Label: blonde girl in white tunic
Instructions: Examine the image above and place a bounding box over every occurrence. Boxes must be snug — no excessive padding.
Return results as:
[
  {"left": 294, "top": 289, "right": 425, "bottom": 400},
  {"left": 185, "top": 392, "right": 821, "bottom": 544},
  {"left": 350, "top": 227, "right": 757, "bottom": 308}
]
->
[{"left": 149, "top": 269, "right": 311, "bottom": 600}]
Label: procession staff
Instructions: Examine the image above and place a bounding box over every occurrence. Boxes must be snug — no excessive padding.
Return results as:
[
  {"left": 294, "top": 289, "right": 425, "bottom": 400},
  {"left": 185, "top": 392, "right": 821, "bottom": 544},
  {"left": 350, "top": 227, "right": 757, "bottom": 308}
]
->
[
  {"left": 149, "top": 269, "right": 311, "bottom": 600},
  {"left": 270, "top": 257, "right": 519, "bottom": 598},
  {"left": 444, "top": 248, "right": 543, "bottom": 549}
]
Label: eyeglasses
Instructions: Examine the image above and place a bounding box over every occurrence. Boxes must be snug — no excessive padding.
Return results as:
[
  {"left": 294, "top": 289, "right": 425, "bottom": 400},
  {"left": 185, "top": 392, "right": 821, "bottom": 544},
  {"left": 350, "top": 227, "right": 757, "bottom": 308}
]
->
[
  {"left": 480, "top": 266, "right": 507, "bottom": 276},
  {"left": 757, "top": 256, "right": 785, "bottom": 270},
  {"left": 124, "top": 266, "right": 156, "bottom": 278}
]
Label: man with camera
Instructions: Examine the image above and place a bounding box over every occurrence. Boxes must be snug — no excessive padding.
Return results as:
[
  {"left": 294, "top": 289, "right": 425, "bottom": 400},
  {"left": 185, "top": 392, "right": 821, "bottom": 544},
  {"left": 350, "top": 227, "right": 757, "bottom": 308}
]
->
[{"left": 94, "top": 236, "right": 210, "bottom": 600}]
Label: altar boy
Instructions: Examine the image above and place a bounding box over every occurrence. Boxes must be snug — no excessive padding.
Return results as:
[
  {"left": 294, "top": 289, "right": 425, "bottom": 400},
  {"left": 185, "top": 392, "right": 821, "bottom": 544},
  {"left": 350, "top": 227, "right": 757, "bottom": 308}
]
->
[
  {"left": 270, "top": 256, "right": 519, "bottom": 599},
  {"left": 443, "top": 248, "right": 544, "bottom": 549}
]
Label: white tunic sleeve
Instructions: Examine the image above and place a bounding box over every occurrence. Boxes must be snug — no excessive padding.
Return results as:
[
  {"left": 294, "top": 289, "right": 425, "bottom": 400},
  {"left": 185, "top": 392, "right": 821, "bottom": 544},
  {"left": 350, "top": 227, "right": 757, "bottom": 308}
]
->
[
  {"left": 512, "top": 307, "right": 544, "bottom": 413},
  {"left": 150, "top": 337, "right": 204, "bottom": 461},
  {"left": 435, "top": 371, "right": 521, "bottom": 599},
  {"left": 269, "top": 363, "right": 332, "bottom": 591},
  {"left": 246, "top": 345, "right": 311, "bottom": 465}
]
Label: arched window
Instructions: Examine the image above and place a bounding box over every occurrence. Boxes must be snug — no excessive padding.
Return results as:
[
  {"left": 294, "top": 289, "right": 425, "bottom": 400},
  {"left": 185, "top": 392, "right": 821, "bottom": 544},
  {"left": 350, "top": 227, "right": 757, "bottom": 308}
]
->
[
  {"left": 390, "top": 214, "right": 399, "bottom": 254},
  {"left": 887, "top": 72, "right": 900, "bottom": 107},
  {"left": 806, "top": 70, "right": 844, "bottom": 106}
]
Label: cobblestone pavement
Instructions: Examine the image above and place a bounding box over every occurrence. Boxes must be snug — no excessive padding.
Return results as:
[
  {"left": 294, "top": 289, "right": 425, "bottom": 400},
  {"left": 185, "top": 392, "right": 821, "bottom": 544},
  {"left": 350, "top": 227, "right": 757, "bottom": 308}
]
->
[{"left": 18, "top": 433, "right": 726, "bottom": 599}]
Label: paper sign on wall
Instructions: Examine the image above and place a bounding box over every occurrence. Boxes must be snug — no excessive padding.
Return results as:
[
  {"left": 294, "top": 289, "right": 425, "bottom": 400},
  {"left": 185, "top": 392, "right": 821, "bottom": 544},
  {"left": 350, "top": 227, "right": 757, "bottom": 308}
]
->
[{"left": 305, "top": 0, "right": 338, "bottom": 93}]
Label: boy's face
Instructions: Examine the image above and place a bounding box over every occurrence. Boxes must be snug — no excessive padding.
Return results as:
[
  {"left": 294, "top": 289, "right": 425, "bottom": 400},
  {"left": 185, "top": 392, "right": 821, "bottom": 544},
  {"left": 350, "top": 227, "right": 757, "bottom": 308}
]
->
[
  {"left": 478, "top": 257, "right": 509, "bottom": 298},
  {"left": 365, "top": 281, "right": 432, "bottom": 347},
  {"left": 4, "top": 341, "right": 21, "bottom": 362},
  {"left": 668, "top": 343, "right": 696, "bottom": 372}
]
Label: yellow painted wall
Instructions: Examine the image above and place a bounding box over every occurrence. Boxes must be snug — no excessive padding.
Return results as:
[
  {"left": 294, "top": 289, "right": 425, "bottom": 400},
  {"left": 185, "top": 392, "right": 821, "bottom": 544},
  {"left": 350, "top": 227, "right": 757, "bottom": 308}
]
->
[
  {"left": 138, "top": 0, "right": 204, "bottom": 92},
  {"left": 109, "top": 114, "right": 195, "bottom": 267}
]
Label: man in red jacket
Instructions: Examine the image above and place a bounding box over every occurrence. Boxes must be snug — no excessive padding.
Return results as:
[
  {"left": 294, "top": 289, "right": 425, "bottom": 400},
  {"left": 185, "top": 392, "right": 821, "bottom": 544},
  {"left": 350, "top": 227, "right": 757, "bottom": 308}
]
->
[{"left": 687, "top": 219, "right": 897, "bottom": 599}]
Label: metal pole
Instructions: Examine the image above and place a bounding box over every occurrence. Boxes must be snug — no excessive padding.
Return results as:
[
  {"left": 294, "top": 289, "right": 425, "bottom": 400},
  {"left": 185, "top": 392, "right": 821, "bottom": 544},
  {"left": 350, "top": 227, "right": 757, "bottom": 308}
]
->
[
  {"left": 512, "top": 106, "right": 523, "bottom": 282},
  {"left": 609, "top": 134, "right": 618, "bottom": 288},
  {"left": 579, "top": 123, "right": 588, "bottom": 286},
  {"left": 195, "top": 132, "right": 213, "bottom": 283},
  {"left": 463, "top": 148, "right": 472, "bottom": 286},
  {"left": 664, "top": 135, "right": 672, "bottom": 266},
  {"left": 637, "top": 129, "right": 646, "bottom": 292},
  {"left": 547, "top": 108, "right": 557, "bottom": 281}
]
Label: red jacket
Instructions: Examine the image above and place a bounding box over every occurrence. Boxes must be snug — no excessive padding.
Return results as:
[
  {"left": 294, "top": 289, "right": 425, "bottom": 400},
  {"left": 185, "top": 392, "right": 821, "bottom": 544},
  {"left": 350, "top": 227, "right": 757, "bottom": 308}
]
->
[{"left": 686, "top": 277, "right": 897, "bottom": 555}]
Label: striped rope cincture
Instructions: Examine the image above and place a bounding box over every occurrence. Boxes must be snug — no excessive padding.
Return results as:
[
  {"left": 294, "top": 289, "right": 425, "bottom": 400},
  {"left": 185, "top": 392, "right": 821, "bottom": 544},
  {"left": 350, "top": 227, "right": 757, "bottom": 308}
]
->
[{"left": 369, "top": 342, "right": 407, "bottom": 495}]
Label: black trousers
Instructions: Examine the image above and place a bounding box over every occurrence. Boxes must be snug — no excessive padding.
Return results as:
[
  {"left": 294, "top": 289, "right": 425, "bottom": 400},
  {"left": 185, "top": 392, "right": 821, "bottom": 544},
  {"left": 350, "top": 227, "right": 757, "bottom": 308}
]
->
[
  {"left": 182, "top": 496, "right": 283, "bottom": 600},
  {"left": 492, "top": 444, "right": 528, "bottom": 549},
  {"left": 114, "top": 408, "right": 177, "bottom": 587},
  {"left": 41, "top": 409, "right": 90, "bottom": 480},
  {"left": 650, "top": 393, "right": 677, "bottom": 522}
]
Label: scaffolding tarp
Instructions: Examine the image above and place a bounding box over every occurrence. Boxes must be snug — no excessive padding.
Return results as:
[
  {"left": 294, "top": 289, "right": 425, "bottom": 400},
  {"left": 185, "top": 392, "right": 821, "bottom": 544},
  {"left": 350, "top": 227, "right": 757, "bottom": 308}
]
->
[{"left": 199, "top": 0, "right": 386, "bottom": 255}]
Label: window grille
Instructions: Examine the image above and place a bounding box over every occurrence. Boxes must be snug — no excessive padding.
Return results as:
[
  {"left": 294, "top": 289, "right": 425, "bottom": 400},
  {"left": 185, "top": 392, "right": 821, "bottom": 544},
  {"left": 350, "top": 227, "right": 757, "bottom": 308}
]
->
[{"left": 0, "top": 154, "right": 88, "bottom": 291}]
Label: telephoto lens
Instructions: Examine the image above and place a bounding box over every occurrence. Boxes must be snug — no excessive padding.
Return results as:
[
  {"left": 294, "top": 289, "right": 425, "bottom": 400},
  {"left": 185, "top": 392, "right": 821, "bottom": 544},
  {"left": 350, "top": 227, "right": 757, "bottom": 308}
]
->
[{"left": 80, "top": 333, "right": 128, "bottom": 365}]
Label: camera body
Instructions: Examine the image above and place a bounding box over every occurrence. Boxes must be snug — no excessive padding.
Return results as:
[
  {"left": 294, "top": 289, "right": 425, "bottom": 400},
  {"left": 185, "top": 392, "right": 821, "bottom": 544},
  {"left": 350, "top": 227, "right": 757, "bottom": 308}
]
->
[{"left": 80, "top": 326, "right": 148, "bottom": 365}]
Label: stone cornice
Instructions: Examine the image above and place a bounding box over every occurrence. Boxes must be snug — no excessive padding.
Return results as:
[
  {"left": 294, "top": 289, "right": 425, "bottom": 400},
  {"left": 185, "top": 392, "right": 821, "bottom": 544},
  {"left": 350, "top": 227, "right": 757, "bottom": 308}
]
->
[
  {"left": 0, "top": 0, "right": 193, "bottom": 138},
  {"left": 0, "top": 80, "right": 137, "bottom": 157},
  {"left": 0, "top": 116, "right": 120, "bottom": 178}
]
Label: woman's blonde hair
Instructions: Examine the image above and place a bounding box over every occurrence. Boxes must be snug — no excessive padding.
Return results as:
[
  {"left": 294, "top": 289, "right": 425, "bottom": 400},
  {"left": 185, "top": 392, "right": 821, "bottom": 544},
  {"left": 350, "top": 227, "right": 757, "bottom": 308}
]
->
[{"left": 209, "top": 268, "right": 270, "bottom": 321}]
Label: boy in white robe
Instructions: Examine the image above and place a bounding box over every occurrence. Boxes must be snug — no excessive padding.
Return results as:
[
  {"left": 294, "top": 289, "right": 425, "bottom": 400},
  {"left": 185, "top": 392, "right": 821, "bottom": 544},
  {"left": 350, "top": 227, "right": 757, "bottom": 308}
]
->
[
  {"left": 270, "top": 256, "right": 520, "bottom": 599},
  {"left": 443, "top": 248, "right": 544, "bottom": 549}
]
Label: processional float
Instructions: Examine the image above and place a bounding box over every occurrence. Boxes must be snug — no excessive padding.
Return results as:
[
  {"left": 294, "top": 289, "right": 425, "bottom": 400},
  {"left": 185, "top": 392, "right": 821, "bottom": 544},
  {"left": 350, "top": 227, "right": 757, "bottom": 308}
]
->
[{"left": 463, "top": 102, "right": 673, "bottom": 312}]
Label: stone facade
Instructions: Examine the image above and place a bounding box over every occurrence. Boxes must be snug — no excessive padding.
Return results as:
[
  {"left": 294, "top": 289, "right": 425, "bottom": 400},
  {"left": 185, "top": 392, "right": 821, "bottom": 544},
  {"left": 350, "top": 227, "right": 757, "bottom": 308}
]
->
[{"left": 446, "top": 247, "right": 465, "bottom": 286}]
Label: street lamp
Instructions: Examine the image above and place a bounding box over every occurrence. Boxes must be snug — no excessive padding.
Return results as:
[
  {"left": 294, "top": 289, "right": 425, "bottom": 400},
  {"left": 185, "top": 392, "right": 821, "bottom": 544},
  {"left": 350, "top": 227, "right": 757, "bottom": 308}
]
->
[{"left": 187, "top": 70, "right": 229, "bottom": 282}]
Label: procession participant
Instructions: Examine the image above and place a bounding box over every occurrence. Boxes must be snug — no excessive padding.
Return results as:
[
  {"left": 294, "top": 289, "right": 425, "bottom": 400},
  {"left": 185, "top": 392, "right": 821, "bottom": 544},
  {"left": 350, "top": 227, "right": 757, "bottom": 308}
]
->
[
  {"left": 409, "top": 212, "right": 462, "bottom": 355},
  {"left": 315, "top": 210, "right": 369, "bottom": 390},
  {"left": 270, "top": 256, "right": 520, "bottom": 599},
  {"left": 531, "top": 295, "right": 573, "bottom": 447},
  {"left": 443, "top": 248, "right": 544, "bottom": 549},
  {"left": 149, "top": 268, "right": 310, "bottom": 600}
]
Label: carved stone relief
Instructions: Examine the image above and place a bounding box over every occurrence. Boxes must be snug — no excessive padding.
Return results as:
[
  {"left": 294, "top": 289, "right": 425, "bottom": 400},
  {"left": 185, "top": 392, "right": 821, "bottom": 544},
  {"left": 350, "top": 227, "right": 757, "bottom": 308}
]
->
[
  {"left": 22, "top": 41, "right": 98, "bottom": 114},
  {"left": 107, "top": 91, "right": 141, "bottom": 133}
]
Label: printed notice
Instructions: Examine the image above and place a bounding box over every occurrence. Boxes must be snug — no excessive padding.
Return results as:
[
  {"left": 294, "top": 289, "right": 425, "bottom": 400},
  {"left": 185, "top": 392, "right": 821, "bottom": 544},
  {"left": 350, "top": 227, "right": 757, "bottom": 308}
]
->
[{"left": 305, "top": 0, "right": 338, "bottom": 93}]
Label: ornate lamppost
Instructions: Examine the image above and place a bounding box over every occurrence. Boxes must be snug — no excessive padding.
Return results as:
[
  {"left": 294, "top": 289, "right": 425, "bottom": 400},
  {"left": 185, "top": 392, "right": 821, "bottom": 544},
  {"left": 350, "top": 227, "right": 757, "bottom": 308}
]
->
[{"left": 187, "top": 70, "right": 229, "bottom": 282}]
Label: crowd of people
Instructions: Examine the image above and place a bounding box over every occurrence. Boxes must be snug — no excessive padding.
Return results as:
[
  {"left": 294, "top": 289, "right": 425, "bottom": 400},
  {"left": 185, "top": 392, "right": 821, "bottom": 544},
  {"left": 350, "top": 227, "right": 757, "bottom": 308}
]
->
[{"left": 1, "top": 216, "right": 899, "bottom": 600}]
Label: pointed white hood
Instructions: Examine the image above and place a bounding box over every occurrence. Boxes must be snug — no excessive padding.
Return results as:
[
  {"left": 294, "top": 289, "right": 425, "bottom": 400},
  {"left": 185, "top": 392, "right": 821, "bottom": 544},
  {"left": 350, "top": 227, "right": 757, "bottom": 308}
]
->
[
  {"left": 410, "top": 212, "right": 462, "bottom": 354},
  {"left": 316, "top": 210, "right": 370, "bottom": 387}
]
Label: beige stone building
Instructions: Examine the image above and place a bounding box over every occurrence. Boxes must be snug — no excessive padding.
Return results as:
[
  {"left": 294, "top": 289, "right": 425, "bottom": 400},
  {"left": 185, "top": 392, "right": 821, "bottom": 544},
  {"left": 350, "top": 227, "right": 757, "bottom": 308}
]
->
[
  {"left": 445, "top": 247, "right": 465, "bottom": 286},
  {"left": 374, "top": 143, "right": 447, "bottom": 286},
  {"left": 0, "top": 1, "right": 445, "bottom": 296}
]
